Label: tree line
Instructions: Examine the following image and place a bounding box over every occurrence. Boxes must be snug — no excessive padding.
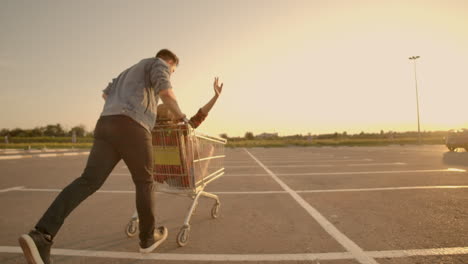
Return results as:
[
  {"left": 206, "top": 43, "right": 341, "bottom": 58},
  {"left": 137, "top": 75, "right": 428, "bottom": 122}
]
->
[
  {"left": 0, "top": 125, "right": 453, "bottom": 140},
  {"left": 0, "top": 124, "right": 90, "bottom": 137},
  {"left": 222, "top": 130, "right": 451, "bottom": 141}
]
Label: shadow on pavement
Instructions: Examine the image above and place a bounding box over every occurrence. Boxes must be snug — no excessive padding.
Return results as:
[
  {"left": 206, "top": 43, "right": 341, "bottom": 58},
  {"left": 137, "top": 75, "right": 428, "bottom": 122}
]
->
[{"left": 443, "top": 151, "right": 468, "bottom": 167}]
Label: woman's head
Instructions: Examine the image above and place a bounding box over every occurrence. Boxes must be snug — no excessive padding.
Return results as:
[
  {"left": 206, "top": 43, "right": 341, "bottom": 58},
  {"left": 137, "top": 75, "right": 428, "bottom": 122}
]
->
[{"left": 156, "top": 104, "right": 176, "bottom": 122}]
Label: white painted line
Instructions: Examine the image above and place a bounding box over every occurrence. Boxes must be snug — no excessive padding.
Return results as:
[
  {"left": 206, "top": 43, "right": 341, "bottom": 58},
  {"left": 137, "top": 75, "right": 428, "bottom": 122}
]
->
[
  {"left": 18, "top": 188, "right": 64, "bottom": 192},
  {"left": 37, "top": 154, "right": 57, "bottom": 158},
  {"left": 447, "top": 168, "right": 467, "bottom": 172},
  {"left": 112, "top": 173, "right": 132, "bottom": 176},
  {"left": 244, "top": 149, "right": 379, "bottom": 264},
  {"left": 0, "top": 155, "right": 28, "bottom": 160},
  {"left": 17, "top": 188, "right": 286, "bottom": 195},
  {"left": 368, "top": 246, "right": 468, "bottom": 258},
  {"left": 254, "top": 158, "right": 339, "bottom": 162},
  {"left": 0, "top": 186, "right": 25, "bottom": 193},
  {"left": 226, "top": 164, "right": 334, "bottom": 168},
  {"left": 15, "top": 185, "right": 468, "bottom": 195},
  {"left": 224, "top": 174, "right": 270, "bottom": 177},
  {"left": 346, "top": 162, "right": 406, "bottom": 167},
  {"left": 96, "top": 190, "right": 134, "bottom": 194},
  {"left": 213, "top": 191, "right": 287, "bottom": 194},
  {"left": 0, "top": 246, "right": 466, "bottom": 261},
  {"left": 0, "top": 246, "right": 351, "bottom": 261},
  {"left": 63, "top": 153, "right": 79, "bottom": 156},
  {"left": 297, "top": 186, "right": 468, "bottom": 193},
  {"left": 37, "top": 153, "right": 59, "bottom": 158},
  {"left": 226, "top": 163, "right": 408, "bottom": 168},
  {"left": 224, "top": 159, "right": 371, "bottom": 165},
  {"left": 275, "top": 169, "right": 467, "bottom": 176}
]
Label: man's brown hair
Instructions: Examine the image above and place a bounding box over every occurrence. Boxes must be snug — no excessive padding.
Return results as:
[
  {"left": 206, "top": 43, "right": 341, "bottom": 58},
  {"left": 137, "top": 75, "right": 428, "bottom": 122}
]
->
[{"left": 156, "top": 49, "right": 179, "bottom": 66}]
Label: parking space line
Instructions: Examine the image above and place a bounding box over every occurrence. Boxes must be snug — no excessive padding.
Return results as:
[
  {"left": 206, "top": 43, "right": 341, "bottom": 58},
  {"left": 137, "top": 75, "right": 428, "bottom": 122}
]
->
[
  {"left": 244, "top": 149, "right": 379, "bottom": 264},
  {"left": 368, "top": 246, "right": 468, "bottom": 258},
  {"left": 226, "top": 165, "right": 334, "bottom": 168},
  {"left": 16, "top": 188, "right": 289, "bottom": 195},
  {"left": 0, "top": 246, "right": 352, "bottom": 261},
  {"left": 223, "top": 174, "right": 270, "bottom": 176},
  {"left": 251, "top": 158, "right": 339, "bottom": 162},
  {"left": 0, "top": 186, "right": 25, "bottom": 193},
  {"left": 2, "top": 246, "right": 466, "bottom": 261},
  {"left": 213, "top": 191, "right": 287, "bottom": 194},
  {"left": 346, "top": 162, "right": 406, "bottom": 166},
  {"left": 275, "top": 169, "right": 466, "bottom": 176},
  {"left": 226, "top": 163, "right": 408, "bottom": 168},
  {"left": 12, "top": 185, "right": 468, "bottom": 195},
  {"left": 297, "top": 185, "right": 468, "bottom": 193},
  {"left": 225, "top": 159, "right": 374, "bottom": 165},
  {"left": 37, "top": 153, "right": 60, "bottom": 158},
  {"left": 112, "top": 173, "right": 132, "bottom": 176},
  {"left": 0, "top": 155, "right": 31, "bottom": 160}
]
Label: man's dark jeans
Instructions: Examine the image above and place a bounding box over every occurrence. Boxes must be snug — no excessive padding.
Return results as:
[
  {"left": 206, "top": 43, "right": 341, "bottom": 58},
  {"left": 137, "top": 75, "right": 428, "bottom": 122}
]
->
[{"left": 36, "top": 115, "right": 156, "bottom": 242}]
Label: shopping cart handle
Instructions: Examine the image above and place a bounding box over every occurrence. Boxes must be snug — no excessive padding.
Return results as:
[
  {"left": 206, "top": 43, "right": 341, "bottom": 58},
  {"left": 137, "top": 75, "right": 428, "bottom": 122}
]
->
[{"left": 179, "top": 117, "right": 193, "bottom": 129}]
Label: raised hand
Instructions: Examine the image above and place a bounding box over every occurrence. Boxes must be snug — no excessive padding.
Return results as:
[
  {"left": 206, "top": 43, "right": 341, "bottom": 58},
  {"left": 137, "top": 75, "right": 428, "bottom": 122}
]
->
[{"left": 213, "top": 77, "right": 223, "bottom": 97}]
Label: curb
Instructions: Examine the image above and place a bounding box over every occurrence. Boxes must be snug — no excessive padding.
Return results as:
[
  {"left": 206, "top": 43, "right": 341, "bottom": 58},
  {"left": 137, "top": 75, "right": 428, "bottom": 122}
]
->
[{"left": 0, "top": 152, "right": 90, "bottom": 160}]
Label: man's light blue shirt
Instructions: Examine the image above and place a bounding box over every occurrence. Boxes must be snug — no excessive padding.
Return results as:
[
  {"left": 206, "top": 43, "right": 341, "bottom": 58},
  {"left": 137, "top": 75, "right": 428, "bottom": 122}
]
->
[{"left": 100, "top": 58, "right": 172, "bottom": 132}]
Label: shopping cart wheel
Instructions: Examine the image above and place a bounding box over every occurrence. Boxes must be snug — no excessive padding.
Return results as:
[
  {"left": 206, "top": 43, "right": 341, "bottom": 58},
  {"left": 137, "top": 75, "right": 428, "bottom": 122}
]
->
[
  {"left": 177, "top": 227, "right": 190, "bottom": 247},
  {"left": 125, "top": 219, "right": 139, "bottom": 238},
  {"left": 211, "top": 203, "right": 220, "bottom": 219}
]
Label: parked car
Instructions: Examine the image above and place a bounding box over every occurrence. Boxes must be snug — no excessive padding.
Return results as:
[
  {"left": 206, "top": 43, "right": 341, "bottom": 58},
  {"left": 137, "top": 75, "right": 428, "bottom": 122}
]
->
[{"left": 445, "top": 129, "right": 468, "bottom": 151}]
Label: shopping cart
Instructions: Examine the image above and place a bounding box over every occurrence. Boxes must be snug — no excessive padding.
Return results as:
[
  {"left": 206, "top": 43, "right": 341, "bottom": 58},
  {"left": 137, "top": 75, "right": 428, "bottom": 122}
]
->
[{"left": 124, "top": 123, "right": 227, "bottom": 246}]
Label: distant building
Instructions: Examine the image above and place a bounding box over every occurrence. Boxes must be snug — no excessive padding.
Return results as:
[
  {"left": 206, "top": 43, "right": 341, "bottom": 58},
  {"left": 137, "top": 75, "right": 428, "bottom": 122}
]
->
[{"left": 256, "top": 133, "right": 278, "bottom": 139}]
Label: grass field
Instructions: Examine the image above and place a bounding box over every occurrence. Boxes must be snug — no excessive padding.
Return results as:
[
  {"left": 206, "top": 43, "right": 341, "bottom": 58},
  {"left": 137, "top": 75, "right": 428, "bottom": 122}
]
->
[{"left": 0, "top": 137, "right": 445, "bottom": 149}]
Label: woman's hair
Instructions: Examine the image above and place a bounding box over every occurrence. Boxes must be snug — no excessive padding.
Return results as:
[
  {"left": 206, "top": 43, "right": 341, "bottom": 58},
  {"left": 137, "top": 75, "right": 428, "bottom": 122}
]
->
[{"left": 156, "top": 104, "right": 175, "bottom": 123}]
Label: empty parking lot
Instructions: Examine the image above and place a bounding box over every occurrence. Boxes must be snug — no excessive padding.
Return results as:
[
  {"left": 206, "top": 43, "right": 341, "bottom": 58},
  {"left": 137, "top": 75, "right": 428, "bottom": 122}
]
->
[{"left": 0, "top": 145, "right": 467, "bottom": 263}]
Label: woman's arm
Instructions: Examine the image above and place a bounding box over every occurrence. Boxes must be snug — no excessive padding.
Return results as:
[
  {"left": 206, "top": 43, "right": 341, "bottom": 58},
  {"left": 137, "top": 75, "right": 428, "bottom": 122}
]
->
[{"left": 200, "top": 77, "right": 223, "bottom": 115}]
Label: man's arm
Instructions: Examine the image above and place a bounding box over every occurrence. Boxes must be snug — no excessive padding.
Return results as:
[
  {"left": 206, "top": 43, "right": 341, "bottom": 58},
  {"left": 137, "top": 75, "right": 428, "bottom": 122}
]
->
[
  {"left": 158, "top": 88, "right": 186, "bottom": 120},
  {"left": 150, "top": 60, "right": 186, "bottom": 120},
  {"left": 102, "top": 76, "right": 119, "bottom": 100}
]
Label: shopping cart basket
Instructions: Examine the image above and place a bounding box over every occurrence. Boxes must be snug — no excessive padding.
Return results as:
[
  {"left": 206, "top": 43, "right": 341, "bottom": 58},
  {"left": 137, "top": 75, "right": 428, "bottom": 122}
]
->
[{"left": 124, "top": 123, "right": 227, "bottom": 246}]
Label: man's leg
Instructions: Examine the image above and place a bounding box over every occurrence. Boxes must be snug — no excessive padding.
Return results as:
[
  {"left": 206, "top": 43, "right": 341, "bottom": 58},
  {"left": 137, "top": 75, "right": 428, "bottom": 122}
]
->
[
  {"left": 35, "top": 137, "right": 121, "bottom": 237},
  {"left": 19, "top": 117, "right": 121, "bottom": 264},
  {"left": 119, "top": 126, "right": 156, "bottom": 241},
  {"left": 114, "top": 116, "right": 167, "bottom": 252}
]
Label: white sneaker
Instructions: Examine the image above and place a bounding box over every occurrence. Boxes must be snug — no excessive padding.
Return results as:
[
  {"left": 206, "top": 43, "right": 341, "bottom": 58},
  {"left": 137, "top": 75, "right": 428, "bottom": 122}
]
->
[{"left": 139, "top": 226, "right": 168, "bottom": 253}]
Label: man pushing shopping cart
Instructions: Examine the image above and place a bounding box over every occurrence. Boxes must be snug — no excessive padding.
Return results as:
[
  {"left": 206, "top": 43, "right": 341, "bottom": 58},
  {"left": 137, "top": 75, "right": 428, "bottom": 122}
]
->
[{"left": 19, "top": 49, "right": 225, "bottom": 264}]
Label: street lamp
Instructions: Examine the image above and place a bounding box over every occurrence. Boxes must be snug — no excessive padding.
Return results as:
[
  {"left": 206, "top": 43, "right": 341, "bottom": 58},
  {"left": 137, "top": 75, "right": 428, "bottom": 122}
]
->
[{"left": 409, "top": 56, "right": 421, "bottom": 144}]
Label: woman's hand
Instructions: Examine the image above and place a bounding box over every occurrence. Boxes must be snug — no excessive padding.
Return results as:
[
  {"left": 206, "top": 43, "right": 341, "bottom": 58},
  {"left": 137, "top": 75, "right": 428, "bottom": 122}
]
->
[{"left": 213, "top": 77, "right": 223, "bottom": 97}]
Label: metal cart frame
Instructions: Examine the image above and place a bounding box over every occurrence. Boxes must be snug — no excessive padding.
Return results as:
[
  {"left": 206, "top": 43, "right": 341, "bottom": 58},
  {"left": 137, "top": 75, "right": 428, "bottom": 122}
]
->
[{"left": 124, "top": 123, "right": 227, "bottom": 246}]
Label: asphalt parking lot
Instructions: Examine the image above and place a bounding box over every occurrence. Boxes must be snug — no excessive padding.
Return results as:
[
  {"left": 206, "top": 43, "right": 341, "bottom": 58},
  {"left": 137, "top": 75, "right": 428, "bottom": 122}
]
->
[{"left": 0, "top": 145, "right": 467, "bottom": 264}]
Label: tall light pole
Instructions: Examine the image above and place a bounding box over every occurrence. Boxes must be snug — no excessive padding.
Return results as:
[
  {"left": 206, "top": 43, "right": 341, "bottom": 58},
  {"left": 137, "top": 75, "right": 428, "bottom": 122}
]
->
[{"left": 409, "top": 56, "right": 421, "bottom": 144}]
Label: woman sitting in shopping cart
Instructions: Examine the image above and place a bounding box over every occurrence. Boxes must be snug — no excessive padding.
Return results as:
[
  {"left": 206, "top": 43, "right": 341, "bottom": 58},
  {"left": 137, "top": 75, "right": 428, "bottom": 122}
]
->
[
  {"left": 156, "top": 77, "right": 222, "bottom": 128},
  {"left": 152, "top": 77, "right": 223, "bottom": 187}
]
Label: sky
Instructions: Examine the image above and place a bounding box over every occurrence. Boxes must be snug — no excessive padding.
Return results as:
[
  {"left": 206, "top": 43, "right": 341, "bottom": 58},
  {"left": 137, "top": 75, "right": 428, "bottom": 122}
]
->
[{"left": 1, "top": 0, "right": 467, "bottom": 137}]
